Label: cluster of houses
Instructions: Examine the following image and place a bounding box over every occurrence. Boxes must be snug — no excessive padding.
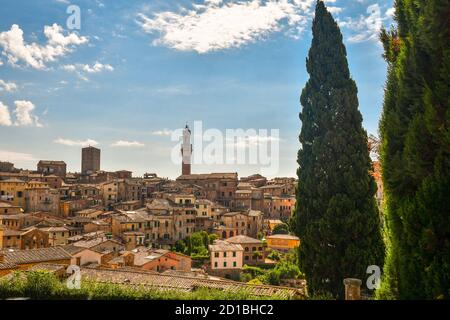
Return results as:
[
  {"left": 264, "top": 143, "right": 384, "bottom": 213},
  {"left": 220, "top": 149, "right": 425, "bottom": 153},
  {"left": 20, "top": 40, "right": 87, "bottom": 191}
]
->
[{"left": 0, "top": 157, "right": 301, "bottom": 290}]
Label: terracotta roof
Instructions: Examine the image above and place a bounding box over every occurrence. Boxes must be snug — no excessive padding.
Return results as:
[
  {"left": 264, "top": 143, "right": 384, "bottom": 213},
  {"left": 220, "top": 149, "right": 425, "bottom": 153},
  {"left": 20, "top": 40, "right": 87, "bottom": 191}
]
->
[
  {"left": 38, "top": 160, "right": 66, "bottom": 165},
  {"left": 0, "top": 178, "right": 26, "bottom": 183},
  {"left": 0, "top": 261, "right": 18, "bottom": 270},
  {"left": 177, "top": 173, "right": 238, "bottom": 180},
  {"left": 266, "top": 234, "right": 300, "bottom": 241},
  {"left": 29, "top": 263, "right": 66, "bottom": 273},
  {"left": 226, "top": 235, "right": 262, "bottom": 245},
  {"left": 73, "top": 237, "right": 121, "bottom": 249},
  {"left": 1, "top": 247, "right": 71, "bottom": 265},
  {"left": 79, "top": 267, "right": 306, "bottom": 299},
  {"left": 209, "top": 240, "right": 243, "bottom": 252},
  {"left": 60, "top": 245, "right": 86, "bottom": 255},
  {"left": 38, "top": 226, "right": 70, "bottom": 232},
  {"left": 248, "top": 210, "right": 263, "bottom": 216}
]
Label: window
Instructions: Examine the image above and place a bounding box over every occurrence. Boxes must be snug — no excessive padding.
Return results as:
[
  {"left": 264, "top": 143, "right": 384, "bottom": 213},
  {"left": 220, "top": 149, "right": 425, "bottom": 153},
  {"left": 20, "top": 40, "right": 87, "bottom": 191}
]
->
[
  {"left": 245, "top": 247, "right": 249, "bottom": 252},
  {"left": 233, "top": 262, "right": 237, "bottom": 267},
  {"left": 223, "top": 262, "right": 227, "bottom": 268},
  {"left": 214, "top": 252, "right": 219, "bottom": 258},
  {"left": 223, "top": 252, "right": 227, "bottom": 258},
  {"left": 214, "top": 262, "right": 218, "bottom": 268},
  {"left": 232, "top": 252, "right": 236, "bottom": 257}
]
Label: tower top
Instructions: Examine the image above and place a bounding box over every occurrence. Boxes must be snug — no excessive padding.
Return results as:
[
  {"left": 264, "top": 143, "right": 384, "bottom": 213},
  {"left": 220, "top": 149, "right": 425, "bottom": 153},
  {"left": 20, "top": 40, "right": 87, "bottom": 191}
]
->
[{"left": 184, "top": 122, "right": 191, "bottom": 134}]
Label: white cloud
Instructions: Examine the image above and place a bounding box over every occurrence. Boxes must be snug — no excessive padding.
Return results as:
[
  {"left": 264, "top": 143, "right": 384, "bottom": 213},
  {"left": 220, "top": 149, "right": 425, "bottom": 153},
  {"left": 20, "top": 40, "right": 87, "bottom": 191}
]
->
[
  {"left": 111, "top": 140, "right": 145, "bottom": 147},
  {"left": 327, "top": 6, "right": 343, "bottom": 14},
  {"left": 0, "top": 100, "right": 42, "bottom": 127},
  {"left": 54, "top": 138, "right": 99, "bottom": 147},
  {"left": 62, "top": 64, "right": 77, "bottom": 72},
  {"left": 386, "top": 7, "right": 395, "bottom": 18},
  {"left": 0, "top": 79, "right": 18, "bottom": 92},
  {"left": 0, "top": 150, "right": 37, "bottom": 163},
  {"left": 339, "top": 4, "right": 392, "bottom": 43},
  {"left": 0, "top": 23, "right": 88, "bottom": 69},
  {"left": 62, "top": 61, "right": 114, "bottom": 82},
  {"left": 0, "top": 102, "right": 12, "bottom": 126},
  {"left": 13, "top": 100, "right": 42, "bottom": 127},
  {"left": 151, "top": 129, "right": 173, "bottom": 136},
  {"left": 137, "top": 0, "right": 315, "bottom": 53},
  {"left": 82, "top": 62, "right": 114, "bottom": 73}
]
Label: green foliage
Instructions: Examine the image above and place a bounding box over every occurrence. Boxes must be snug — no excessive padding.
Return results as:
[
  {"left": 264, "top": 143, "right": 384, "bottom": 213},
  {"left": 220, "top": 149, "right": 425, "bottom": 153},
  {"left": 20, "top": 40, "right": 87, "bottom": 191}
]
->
[
  {"left": 378, "top": 0, "right": 450, "bottom": 300},
  {"left": 272, "top": 223, "right": 289, "bottom": 235},
  {"left": 239, "top": 273, "right": 253, "bottom": 283},
  {"left": 241, "top": 250, "right": 304, "bottom": 286},
  {"left": 294, "top": 1, "right": 385, "bottom": 299},
  {"left": 174, "top": 231, "right": 215, "bottom": 259},
  {"left": 208, "top": 234, "right": 219, "bottom": 244},
  {"left": 0, "top": 271, "right": 292, "bottom": 300},
  {"left": 247, "top": 278, "right": 264, "bottom": 285},
  {"left": 267, "top": 250, "right": 281, "bottom": 261},
  {"left": 174, "top": 240, "right": 186, "bottom": 254}
]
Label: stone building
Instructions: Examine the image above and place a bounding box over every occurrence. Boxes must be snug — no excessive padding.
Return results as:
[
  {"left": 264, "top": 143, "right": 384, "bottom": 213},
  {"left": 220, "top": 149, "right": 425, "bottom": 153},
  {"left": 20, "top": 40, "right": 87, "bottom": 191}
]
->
[
  {"left": 0, "top": 161, "right": 15, "bottom": 173},
  {"left": 118, "top": 248, "right": 192, "bottom": 272},
  {"left": 176, "top": 173, "right": 238, "bottom": 208},
  {"left": 214, "top": 210, "right": 263, "bottom": 239},
  {"left": 82, "top": 146, "right": 101, "bottom": 174},
  {"left": 0, "top": 201, "right": 23, "bottom": 215},
  {"left": 0, "top": 227, "right": 49, "bottom": 250},
  {"left": 25, "top": 184, "right": 60, "bottom": 216},
  {"left": 0, "top": 178, "right": 27, "bottom": 208},
  {"left": 226, "top": 235, "right": 265, "bottom": 266},
  {"left": 38, "top": 226, "right": 71, "bottom": 246},
  {"left": 0, "top": 246, "right": 72, "bottom": 276},
  {"left": 208, "top": 240, "right": 243, "bottom": 279},
  {"left": 37, "top": 160, "right": 67, "bottom": 178},
  {"left": 266, "top": 234, "right": 300, "bottom": 252},
  {"left": 265, "top": 195, "right": 296, "bottom": 220}
]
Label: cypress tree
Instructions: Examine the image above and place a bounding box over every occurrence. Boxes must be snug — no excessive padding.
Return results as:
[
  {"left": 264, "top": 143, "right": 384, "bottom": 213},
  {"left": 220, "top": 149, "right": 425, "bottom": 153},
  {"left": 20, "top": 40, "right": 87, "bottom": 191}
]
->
[
  {"left": 293, "top": 1, "right": 385, "bottom": 298},
  {"left": 378, "top": 0, "right": 450, "bottom": 299}
]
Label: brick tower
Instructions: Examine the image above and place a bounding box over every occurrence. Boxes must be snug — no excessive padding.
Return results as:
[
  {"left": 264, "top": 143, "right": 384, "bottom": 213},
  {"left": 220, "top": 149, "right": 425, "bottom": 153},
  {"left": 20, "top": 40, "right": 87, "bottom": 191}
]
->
[{"left": 181, "top": 124, "right": 192, "bottom": 176}]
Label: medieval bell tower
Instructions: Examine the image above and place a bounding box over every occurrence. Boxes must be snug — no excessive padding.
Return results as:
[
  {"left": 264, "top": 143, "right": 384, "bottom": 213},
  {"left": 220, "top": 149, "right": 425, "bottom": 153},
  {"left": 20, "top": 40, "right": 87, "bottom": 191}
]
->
[{"left": 181, "top": 123, "right": 192, "bottom": 176}]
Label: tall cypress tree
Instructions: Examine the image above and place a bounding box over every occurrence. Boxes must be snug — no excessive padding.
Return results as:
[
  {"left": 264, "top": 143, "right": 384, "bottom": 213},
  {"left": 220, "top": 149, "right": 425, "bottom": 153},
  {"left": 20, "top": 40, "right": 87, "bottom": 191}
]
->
[
  {"left": 293, "top": 1, "right": 384, "bottom": 298},
  {"left": 378, "top": 0, "right": 450, "bottom": 299}
]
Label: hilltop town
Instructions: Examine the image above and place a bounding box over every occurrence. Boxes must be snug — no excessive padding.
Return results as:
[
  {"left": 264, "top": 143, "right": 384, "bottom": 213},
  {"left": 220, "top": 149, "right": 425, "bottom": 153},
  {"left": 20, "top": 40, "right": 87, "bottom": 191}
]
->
[{"left": 0, "top": 125, "right": 307, "bottom": 298}]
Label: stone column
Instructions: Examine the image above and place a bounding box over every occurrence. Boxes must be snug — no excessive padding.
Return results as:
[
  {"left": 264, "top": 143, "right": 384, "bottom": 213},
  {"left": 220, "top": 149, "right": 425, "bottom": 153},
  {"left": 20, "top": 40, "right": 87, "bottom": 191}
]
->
[{"left": 343, "top": 278, "right": 362, "bottom": 300}]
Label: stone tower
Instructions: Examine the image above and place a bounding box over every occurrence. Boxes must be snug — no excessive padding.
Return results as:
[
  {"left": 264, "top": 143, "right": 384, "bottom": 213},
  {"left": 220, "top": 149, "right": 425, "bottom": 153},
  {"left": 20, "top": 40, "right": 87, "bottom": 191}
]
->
[
  {"left": 181, "top": 124, "right": 192, "bottom": 176},
  {"left": 82, "top": 146, "right": 101, "bottom": 174}
]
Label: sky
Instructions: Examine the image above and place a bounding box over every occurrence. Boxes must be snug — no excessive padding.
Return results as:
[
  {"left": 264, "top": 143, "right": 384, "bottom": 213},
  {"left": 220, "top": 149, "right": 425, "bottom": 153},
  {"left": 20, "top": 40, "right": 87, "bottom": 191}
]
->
[{"left": 0, "top": 0, "right": 394, "bottom": 179}]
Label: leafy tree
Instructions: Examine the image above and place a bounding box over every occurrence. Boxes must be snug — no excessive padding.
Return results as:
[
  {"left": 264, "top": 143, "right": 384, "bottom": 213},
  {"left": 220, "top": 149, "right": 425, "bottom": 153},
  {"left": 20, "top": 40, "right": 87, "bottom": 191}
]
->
[
  {"left": 267, "top": 250, "right": 281, "bottom": 261},
  {"left": 272, "top": 223, "right": 289, "bottom": 235},
  {"left": 293, "top": 1, "right": 384, "bottom": 298},
  {"left": 377, "top": 0, "right": 450, "bottom": 299},
  {"left": 208, "top": 234, "right": 219, "bottom": 244},
  {"left": 174, "top": 240, "right": 186, "bottom": 254}
]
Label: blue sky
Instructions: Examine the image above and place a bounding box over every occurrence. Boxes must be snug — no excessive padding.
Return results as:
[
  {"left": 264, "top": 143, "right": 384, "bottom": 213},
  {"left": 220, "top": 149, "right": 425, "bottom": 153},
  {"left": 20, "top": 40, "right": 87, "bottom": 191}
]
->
[{"left": 0, "top": 0, "right": 394, "bottom": 179}]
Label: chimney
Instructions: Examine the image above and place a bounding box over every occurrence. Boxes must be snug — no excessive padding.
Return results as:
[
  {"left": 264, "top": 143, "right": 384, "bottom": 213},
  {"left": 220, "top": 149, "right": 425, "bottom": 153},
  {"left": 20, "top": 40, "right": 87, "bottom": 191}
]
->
[{"left": 343, "top": 278, "right": 362, "bottom": 300}]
